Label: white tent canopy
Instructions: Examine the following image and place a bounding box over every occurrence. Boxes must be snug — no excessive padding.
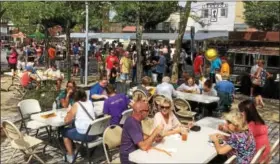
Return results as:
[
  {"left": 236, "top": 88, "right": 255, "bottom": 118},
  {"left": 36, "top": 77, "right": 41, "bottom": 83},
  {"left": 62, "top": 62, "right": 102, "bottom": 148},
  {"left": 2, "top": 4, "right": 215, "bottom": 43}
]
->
[{"left": 57, "top": 31, "right": 228, "bottom": 41}]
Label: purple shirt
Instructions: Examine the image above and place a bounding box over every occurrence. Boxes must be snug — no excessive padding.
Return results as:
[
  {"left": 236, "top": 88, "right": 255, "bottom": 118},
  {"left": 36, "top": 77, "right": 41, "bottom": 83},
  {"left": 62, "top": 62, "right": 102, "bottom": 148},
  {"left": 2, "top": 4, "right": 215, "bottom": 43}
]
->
[
  {"left": 120, "top": 116, "right": 143, "bottom": 164},
  {"left": 103, "top": 94, "right": 130, "bottom": 125}
]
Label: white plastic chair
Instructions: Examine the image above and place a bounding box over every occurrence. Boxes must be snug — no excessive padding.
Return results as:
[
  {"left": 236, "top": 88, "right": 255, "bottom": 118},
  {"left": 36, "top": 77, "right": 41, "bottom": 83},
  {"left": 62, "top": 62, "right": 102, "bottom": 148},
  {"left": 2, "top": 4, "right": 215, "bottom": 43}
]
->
[
  {"left": 250, "top": 145, "right": 266, "bottom": 164},
  {"left": 261, "top": 138, "right": 280, "bottom": 163},
  {"left": 119, "top": 109, "right": 133, "bottom": 125},
  {"left": 103, "top": 125, "right": 122, "bottom": 163},
  {"left": 224, "top": 155, "right": 236, "bottom": 164},
  {"left": 73, "top": 115, "right": 111, "bottom": 164},
  {"left": 2, "top": 120, "right": 45, "bottom": 164},
  {"left": 17, "top": 99, "right": 49, "bottom": 135}
]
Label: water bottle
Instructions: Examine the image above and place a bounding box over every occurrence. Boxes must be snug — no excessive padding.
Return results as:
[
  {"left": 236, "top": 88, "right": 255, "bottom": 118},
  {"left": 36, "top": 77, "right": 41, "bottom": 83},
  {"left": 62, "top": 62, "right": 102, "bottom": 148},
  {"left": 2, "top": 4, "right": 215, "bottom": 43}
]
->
[{"left": 52, "top": 102, "right": 57, "bottom": 112}]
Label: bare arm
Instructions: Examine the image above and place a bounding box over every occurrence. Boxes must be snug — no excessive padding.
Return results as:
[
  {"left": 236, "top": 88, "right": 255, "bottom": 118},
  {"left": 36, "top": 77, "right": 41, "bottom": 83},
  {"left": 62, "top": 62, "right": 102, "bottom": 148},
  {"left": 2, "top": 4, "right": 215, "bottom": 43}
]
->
[
  {"left": 210, "top": 134, "right": 232, "bottom": 155},
  {"left": 91, "top": 94, "right": 107, "bottom": 100},
  {"left": 137, "top": 126, "right": 162, "bottom": 151},
  {"left": 60, "top": 90, "right": 72, "bottom": 108},
  {"left": 64, "top": 103, "right": 77, "bottom": 124}
]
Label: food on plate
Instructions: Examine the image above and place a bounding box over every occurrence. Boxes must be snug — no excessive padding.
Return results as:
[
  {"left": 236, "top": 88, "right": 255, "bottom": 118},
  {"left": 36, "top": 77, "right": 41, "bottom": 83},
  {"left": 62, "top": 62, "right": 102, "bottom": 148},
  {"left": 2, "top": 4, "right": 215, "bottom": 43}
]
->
[{"left": 41, "top": 112, "right": 57, "bottom": 118}]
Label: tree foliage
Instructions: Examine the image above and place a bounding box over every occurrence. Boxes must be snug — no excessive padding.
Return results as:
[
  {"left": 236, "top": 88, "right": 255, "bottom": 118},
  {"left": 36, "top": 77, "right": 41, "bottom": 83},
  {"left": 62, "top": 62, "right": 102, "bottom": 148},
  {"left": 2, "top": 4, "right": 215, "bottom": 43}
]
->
[
  {"left": 113, "top": 1, "right": 178, "bottom": 29},
  {"left": 244, "top": 1, "right": 280, "bottom": 31}
]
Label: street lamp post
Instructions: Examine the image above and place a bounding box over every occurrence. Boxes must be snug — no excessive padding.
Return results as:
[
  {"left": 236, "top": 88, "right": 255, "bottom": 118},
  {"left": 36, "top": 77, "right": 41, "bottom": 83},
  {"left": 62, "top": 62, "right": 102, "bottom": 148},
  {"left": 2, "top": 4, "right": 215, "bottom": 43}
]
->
[{"left": 85, "top": 1, "right": 89, "bottom": 85}]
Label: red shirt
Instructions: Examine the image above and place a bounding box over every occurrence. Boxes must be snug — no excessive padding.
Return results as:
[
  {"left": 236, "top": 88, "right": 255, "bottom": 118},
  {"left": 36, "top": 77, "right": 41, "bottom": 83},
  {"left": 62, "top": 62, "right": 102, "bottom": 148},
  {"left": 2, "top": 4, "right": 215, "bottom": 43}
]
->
[
  {"left": 106, "top": 55, "right": 119, "bottom": 69},
  {"left": 248, "top": 122, "right": 270, "bottom": 162},
  {"left": 20, "top": 72, "right": 31, "bottom": 87},
  {"left": 193, "top": 55, "right": 203, "bottom": 75}
]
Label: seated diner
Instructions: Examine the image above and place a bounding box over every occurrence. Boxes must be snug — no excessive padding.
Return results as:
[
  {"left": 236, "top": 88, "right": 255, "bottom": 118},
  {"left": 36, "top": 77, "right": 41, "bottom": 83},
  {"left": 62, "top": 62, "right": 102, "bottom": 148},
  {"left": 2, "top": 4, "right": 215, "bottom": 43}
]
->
[
  {"left": 62, "top": 89, "right": 97, "bottom": 163},
  {"left": 57, "top": 80, "right": 76, "bottom": 108},
  {"left": 89, "top": 75, "right": 108, "bottom": 102},
  {"left": 103, "top": 84, "right": 131, "bottom": 125},
  {"left": 210, "top": 110, "right": 256, "bottom": 164},
  {"left": 177, "top": 76, "right": 200, "bottom": 94}
]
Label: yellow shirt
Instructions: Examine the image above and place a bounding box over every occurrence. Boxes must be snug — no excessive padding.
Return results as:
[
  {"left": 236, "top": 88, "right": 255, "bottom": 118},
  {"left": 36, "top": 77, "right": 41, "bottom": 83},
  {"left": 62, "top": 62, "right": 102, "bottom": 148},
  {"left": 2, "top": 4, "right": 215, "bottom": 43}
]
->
[
  {"left": 120, "top": 57, "right": 132, "bottom": 73},
  {"left": 221, "top": 63, "right": 230, "bottom": 76}
]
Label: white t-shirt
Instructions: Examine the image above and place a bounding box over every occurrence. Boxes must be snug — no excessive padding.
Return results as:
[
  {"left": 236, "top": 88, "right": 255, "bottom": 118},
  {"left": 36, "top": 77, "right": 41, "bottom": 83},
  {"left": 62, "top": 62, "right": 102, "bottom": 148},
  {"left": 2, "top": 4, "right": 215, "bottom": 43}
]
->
[
  {"left": 177, "top": 83, "right": 200, "bottom": 93},
  {"left": 156, "top": 82, "right": 177, "bottom": 99}
]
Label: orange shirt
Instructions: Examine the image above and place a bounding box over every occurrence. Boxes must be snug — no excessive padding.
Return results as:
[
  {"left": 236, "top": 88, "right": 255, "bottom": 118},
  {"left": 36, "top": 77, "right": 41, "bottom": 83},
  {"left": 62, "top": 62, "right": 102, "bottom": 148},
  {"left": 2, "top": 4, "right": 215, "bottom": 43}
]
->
[
  {"left": 48, "top": 47, "right": 56, "bottom": 60},
  {"left": 221, "top": 62, "right": 230, "bottom": 76}
]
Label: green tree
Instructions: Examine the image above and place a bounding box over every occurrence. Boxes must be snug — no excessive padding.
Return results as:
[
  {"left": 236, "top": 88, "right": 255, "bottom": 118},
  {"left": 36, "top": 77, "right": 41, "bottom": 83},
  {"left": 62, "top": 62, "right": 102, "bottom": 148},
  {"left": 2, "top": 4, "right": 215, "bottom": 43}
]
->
[
  {"left": 244, "top": 1, "right": 280, "bottom": 31},
  {"left": 113, "top": 1, "right": 177, "bottom": 82}
]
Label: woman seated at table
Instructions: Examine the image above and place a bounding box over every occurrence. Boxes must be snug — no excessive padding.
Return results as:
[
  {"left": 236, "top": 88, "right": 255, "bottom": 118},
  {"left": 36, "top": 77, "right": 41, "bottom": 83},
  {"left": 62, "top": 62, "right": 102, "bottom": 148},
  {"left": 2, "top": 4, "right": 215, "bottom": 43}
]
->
[
  {"left": 62, "top": 89, "right": 97, "bottom": 163},
  {"left": 57, "top": 80, "right": 76, "bottom": 108},
  {"left": 153, "top": 97, "right": 192, "bottom": 137},
  {"left": 44, "top": 64, "right": 64, "bottom": 91},
  {"left": 219, "top": 100, "right": 270, "bottom": 163},
  {"left": 177, "top": 76, "right": 200, "bottom": 94},
  {"left": 210, "top": 110, "right": 256, "bottom": 164}
]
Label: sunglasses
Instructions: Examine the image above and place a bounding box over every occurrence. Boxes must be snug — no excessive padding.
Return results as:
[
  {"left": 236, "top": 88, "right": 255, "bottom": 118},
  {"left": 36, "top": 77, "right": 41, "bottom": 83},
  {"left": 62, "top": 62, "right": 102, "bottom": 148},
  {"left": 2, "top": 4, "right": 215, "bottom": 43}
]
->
[{"left": 161, "top": 106, "right": 170, "bottom": 110}]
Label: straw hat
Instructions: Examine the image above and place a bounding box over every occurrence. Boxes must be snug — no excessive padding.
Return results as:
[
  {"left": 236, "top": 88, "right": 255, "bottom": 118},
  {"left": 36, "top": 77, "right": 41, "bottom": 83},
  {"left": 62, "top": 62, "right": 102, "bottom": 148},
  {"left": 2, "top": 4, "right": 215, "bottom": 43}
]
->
[{"left": 223, "top": 110, "right": 248, "bottom": 132}]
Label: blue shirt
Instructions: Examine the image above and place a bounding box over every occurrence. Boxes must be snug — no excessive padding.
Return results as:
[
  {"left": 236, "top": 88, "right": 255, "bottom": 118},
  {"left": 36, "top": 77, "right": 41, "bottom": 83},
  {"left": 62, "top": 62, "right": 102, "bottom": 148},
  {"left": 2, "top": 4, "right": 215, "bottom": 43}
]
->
[
  {"left": 89, "top": 83, "right": 105, "bottom": 101},
  {"left": 156, "top": 55, "right": 166, "bottom": 74},
  {"left": 215, "top": 80, "right": 235, "bottom": 95},
  {"left": 210, "top": 57, "right": 222, "bottom": 73},
  {"left": 73, "top": 46, "right": 79, "bottom": 55}
]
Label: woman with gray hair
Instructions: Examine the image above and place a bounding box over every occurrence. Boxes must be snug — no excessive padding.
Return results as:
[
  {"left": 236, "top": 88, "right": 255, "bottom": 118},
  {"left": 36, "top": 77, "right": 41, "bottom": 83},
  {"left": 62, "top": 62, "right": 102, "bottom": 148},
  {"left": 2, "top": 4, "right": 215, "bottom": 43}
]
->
[{"left": 155, "top": 76, "right": 177, "bottom": 99}]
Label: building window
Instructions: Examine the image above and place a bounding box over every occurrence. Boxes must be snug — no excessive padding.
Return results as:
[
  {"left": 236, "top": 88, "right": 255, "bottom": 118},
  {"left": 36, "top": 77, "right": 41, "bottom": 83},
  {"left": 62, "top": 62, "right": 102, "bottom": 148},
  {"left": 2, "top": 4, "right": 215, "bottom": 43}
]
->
[
  {"left": 202, "top": 9, "right": 209, "bottom": 18},
  {"left": 245, "top": 54, "right": 250, "bottom": 65},
  {"left": 220, "top": 8, "right": 227, "bottom": 17},
  {"left": 235, "top": 54, "right": 243, "bottom": 65},
  {"left": 267, "top": 56, "right": 280, "bottom": 68}
]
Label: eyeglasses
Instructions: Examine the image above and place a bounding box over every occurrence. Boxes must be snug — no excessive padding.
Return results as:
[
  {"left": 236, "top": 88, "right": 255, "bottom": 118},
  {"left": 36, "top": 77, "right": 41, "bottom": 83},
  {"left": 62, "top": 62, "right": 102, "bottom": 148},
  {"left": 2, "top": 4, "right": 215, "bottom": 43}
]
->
[{"left": 161, "top": 106, "right": 170, "bottom": 110}]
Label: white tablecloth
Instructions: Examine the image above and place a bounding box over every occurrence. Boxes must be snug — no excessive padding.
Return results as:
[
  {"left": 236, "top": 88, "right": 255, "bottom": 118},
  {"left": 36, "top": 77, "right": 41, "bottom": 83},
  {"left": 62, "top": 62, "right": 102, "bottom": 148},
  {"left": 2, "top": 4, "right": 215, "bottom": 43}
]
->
[
  {"left": 129, "top": 126, "right": 227, "bottom": 163},
  {"left": 176, "top": 91, "right": 220, "bottom": 104},
  {"left": 196, "top": 117, "right": 226, "bottom": 130}
]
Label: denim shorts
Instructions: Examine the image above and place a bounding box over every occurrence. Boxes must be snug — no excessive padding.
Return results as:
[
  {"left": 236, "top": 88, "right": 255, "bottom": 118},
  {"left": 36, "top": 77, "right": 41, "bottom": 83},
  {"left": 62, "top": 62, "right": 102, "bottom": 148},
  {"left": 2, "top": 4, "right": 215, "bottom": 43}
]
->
[
  {"left": 62, "top": 128, "right": 96, "bottom": 142},
  {"left": 120, "top": 73, "right": 129, "bottom": 80}
]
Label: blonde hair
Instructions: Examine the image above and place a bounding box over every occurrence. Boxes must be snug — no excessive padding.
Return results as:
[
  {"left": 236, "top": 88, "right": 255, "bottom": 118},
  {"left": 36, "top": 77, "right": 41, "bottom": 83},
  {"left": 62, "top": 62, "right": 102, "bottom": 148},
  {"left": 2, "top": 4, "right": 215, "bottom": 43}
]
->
[
  {"left": 160, "top": 97, "right": 174, "bottom": 111},
  {"left": 223, "top": 110, "right": 248, "bottom": 132}
]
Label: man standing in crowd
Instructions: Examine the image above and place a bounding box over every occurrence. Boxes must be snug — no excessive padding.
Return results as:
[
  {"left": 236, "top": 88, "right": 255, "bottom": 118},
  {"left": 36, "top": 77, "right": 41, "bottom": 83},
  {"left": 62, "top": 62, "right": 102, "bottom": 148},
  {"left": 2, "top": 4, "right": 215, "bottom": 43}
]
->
[
  {"left": 193, "top": 52, "right": 204, "bottom": 81},
  {"left": 155, "top": 52, "right": 166, "bottom": 83},
  {"left": 210, "top": 56, "right": 222, "bottom": 83},
  {"left": 120, "top": 51, "right": 132, "bottom": 82},
  {"left": 105, "top": 49, "right": 119, "bottom": 79}
]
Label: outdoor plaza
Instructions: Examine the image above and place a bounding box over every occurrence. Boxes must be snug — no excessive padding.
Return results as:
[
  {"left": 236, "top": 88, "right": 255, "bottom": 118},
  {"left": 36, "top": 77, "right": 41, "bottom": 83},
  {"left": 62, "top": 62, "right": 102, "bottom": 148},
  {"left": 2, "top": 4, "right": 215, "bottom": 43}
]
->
[
  {"left": 1, "top": 1, "right": 280, "bottom": 164},
  {"left": 0, "top": 72, "right": 279, "bottom": 163}
]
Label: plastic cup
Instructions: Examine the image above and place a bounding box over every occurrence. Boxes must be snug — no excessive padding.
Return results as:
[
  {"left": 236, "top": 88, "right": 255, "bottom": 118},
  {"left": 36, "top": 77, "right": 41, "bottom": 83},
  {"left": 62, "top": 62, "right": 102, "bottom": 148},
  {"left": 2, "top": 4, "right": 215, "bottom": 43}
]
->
[{"left": 181, "top": 127, "right": 188, "bottom": 141}]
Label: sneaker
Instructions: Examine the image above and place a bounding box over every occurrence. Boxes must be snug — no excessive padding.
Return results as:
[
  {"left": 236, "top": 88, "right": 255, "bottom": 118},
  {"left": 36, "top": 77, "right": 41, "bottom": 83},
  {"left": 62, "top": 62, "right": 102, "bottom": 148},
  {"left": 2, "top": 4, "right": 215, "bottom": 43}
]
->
[{"left": 66, "top": 154, "right": 74, "bottom": 163}]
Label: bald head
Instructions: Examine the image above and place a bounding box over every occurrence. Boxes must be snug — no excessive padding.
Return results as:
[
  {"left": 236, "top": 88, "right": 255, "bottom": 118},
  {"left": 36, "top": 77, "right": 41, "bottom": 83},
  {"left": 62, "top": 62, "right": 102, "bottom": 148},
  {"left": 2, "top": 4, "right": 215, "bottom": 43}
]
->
[
  {"left": 133, "top": 101, "right": 149, "bottom": 113},
  {"left": 132, "top": 101, "right": 149, "bottom": 121}
]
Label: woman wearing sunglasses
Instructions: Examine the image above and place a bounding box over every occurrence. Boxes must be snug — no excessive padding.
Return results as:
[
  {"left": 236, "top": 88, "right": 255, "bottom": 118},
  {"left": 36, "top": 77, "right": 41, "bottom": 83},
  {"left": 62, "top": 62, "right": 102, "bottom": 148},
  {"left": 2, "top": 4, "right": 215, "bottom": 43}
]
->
[
  {"left": 153, "top": 97, "right": 192, "bottom": 137},
  {"left": 210, "top": 110, "right": 256, "bottom": 164}
]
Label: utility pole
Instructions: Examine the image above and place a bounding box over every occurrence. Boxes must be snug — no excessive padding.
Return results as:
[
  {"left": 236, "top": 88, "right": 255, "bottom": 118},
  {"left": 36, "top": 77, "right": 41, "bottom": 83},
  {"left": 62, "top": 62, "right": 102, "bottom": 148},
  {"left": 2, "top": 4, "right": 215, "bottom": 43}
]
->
[{"left": 85, "top": 1, "right": 89, "bottom": 85}]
